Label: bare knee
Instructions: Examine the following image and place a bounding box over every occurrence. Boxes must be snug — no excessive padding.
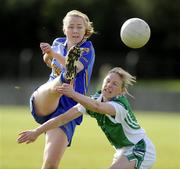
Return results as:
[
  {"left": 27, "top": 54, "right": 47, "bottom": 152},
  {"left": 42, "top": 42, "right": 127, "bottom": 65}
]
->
[
  {"left": 109, "top": 165, "right": 132, "bottom": 169},
  {"left": 41, "top": 149, "right": 61, "bottom": 169},
  {"left": 108, "top": 165, "right": 120, "bottom": 169},
  {"left": 108, "top": 167, "right": 115, "bottom": 169},
  {"left": 109, "top": 155, "right": 135, "bottom": 169},
  {"left": 42, "top": 162, "right": 59, "bottom": 169}
]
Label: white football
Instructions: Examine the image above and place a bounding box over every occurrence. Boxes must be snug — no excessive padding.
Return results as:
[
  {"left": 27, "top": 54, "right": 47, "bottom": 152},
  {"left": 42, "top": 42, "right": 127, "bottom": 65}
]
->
[{"left": 120, "top": 18, "right": 151, "bottom": 48}]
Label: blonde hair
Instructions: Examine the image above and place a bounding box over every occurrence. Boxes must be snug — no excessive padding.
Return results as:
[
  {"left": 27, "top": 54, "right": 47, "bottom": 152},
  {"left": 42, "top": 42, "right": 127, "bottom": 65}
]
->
[
  {"left": 108, "top": 67, "right": 136, "bottom": 97},
  {"left": 63, "top": 10, "right": 95, "bottom": 39}
]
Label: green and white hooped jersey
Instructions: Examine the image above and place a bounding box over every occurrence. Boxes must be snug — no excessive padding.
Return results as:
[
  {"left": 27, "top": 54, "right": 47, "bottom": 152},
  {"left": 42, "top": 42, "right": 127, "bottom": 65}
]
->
[{"left": 84, "top": 91, "right": 146, "bottom": 149}]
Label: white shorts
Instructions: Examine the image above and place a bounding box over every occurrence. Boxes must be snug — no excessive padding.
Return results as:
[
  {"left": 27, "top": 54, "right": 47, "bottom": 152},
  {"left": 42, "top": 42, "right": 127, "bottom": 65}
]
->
[{"left": 112, "top": 136, "right": 156, "bottom": 169}]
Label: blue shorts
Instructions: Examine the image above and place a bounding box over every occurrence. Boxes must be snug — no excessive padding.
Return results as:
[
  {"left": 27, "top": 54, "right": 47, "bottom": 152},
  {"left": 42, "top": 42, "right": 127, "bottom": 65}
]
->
[{"left": 30, "top": 95, "right": 78, "bottom": 146}]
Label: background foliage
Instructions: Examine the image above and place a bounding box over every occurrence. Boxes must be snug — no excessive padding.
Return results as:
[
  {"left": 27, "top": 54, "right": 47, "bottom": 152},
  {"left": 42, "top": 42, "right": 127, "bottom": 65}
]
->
[{"left": 0, "top": 0, "right": 180, "bottom": 79}]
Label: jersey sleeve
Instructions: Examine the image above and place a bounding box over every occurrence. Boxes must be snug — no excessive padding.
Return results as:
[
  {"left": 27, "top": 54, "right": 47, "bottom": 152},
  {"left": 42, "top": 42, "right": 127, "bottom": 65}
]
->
[
  {"left": 108, "top": 101, "right": 128, "bottom": 123},
  {"left": 51, "top": 37, "right": 65, "bottom": 54},
  {"left": 52, "top": 37, "right": 66, "bottom": 46}
]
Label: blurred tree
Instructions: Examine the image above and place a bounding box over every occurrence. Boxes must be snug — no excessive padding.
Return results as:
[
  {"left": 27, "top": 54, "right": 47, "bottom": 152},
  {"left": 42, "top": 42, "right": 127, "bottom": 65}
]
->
[{"left": 0, "top": 0, "right": 179, "bottom": 79}]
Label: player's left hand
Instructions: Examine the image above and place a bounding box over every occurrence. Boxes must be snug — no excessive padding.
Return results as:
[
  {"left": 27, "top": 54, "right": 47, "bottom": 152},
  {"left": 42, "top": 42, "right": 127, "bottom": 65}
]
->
[{"left": 17, "top": 130, "right": 39, "bottom": 144}]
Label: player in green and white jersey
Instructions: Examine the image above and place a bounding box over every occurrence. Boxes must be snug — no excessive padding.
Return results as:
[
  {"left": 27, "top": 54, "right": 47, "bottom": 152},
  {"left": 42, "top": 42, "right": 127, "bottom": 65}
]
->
[{"left": 17, "top": 67, "right": 156, "bottom": 169}]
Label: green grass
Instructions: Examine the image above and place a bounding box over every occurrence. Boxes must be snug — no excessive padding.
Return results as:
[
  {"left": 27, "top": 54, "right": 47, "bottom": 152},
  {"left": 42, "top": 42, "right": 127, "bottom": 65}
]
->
[{"left": 0, "top": 106, "right": 180, "bottom": 169}]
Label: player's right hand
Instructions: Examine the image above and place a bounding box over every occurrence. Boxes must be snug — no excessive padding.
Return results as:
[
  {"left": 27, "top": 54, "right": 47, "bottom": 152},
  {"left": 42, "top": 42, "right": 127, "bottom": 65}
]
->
[{"left": 40, "top": 42, "right": 52, "bottom": 54}]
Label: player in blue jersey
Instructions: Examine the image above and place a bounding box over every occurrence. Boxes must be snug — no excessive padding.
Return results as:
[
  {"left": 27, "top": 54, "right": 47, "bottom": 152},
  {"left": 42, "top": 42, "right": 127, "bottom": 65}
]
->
[
  {"left": 28, "top": 10, "right": 95, "bottom": 169},
  {"left": 18, "top": 67, "right": 156, "bottom": 169}
]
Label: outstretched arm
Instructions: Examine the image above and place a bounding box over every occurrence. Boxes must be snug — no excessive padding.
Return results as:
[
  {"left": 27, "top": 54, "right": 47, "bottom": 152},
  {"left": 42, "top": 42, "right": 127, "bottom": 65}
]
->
[
  {"left": 56, "top": 84, "right": 116, "bottom": 116},
  {"left": 17, "top": 107, "right": 82, "bottom": 144}
]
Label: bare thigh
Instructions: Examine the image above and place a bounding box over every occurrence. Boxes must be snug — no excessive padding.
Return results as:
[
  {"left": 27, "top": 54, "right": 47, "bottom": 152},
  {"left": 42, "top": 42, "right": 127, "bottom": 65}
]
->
[
  {"left": 33, "top": 77, "right": 62, "bottom": 116},
  {"left": 109, "top": 155, "right": 135, "bottom": 169},
  {"left": 41, "top": 128, "right": 68, "bottom": 169}
]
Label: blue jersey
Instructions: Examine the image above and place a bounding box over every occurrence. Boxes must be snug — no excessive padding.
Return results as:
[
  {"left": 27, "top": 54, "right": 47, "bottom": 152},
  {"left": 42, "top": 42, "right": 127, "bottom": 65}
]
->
[{"left": 50, "top": 37, "right": 95, "bottom": 124}]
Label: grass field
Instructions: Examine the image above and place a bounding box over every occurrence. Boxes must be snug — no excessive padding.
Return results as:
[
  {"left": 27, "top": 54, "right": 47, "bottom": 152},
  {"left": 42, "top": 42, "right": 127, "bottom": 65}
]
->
[{"left": 0, "top": 106, "right": 180, "bottom": 169}]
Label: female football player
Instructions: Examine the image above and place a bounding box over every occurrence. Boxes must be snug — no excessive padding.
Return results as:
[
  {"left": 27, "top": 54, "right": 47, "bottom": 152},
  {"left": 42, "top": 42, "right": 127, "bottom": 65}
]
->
[
  {"left": 18, "top": 67, "right": 156, "bottom": 169},
  {"left": 24, "top": 10, "right": 95, "bottom": 169}
]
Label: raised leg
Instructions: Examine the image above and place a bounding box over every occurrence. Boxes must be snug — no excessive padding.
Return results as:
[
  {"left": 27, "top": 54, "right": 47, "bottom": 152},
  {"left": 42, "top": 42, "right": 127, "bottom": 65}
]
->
[{"left": 33, "top": 76, "right": 62, "bottom": 116}]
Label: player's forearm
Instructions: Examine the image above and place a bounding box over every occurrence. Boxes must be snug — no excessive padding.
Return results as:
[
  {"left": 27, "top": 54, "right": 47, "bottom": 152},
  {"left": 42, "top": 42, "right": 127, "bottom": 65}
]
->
[
  {"left": 53, "top": 52, "right": 65, "bottom": 66},
  {"left": 43, "top": 53, "right": 52, "bottom": 68},
  {"left": 35, "top": 118, "right": 63, "bottom": 136},
  {"left": 71, "top": 92, "right": 100, "bottom": 112},
  {"left": 44, "top": 52, "right": 65, "bottom": 67},
  {"left": 35, "top": 107, "right": 81, "bottom": 135}
]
